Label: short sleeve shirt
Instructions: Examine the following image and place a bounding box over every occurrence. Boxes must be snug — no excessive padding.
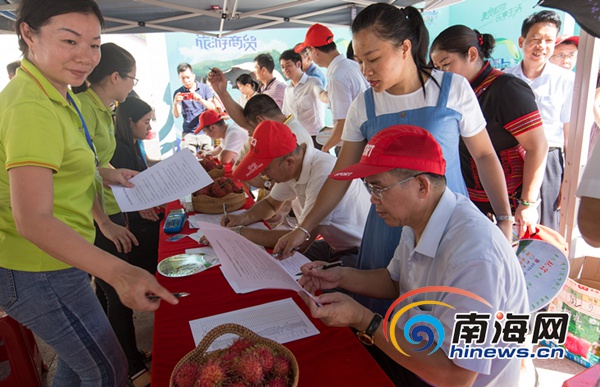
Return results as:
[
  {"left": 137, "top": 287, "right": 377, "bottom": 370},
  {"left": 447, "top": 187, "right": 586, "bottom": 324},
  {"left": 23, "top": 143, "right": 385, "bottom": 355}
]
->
[
  {"left": 0, "top": 59, "right": 96, "bottom": 271},
  {"left": 282, "top": 73, "right": 325, "bottom": 136},
  {"left": 221, "top": 124, "right": 249, "bottom": 163},
  {"left": 387, "top": 189, "right": 529, "bottom": 387},
  {"left": 76, "top": 88, "right": 120, "bottom": 215},
  {"left": 326, "top": 54, "right": 369, "bottom": 121},
  {"left": 342, "top": 70, "right": 486, "bottom": 142},
  {"left": 269, "top": 146, "right": 370, "bottom": 251},
  {"left": 504, "top": 62, "right": 574, "bottom": 148},
  {"left": 174, "top": 81, "right": 214, "bottom": 134}
]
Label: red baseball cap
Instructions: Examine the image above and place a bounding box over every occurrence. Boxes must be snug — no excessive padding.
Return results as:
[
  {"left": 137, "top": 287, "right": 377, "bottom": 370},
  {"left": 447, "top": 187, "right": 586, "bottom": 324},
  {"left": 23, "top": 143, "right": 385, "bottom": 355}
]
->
[
  {"left": 555, "top": 35, "right": 579, "bottom": 47},
  {"left": 194, "top": 110, "right": 222, "bottom": 133},
  {"left": 233, "top": 120, "right": 297, "bottom": 181},
  {"left": 294, "top": 24, "right": 335, "bottom": 53},
  {"left": 330, "top": 125, "right": 446, "bottom": 180}
]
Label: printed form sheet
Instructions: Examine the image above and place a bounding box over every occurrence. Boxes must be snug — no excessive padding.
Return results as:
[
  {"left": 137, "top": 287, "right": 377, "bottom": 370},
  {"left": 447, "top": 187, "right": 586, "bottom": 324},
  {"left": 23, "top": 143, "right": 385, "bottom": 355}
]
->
[
  {"left": 189, "top": 298, "right": 319, "bottom": 350},
  {"left": 111, "top": 150, "right": 212, "bottom": 212}
]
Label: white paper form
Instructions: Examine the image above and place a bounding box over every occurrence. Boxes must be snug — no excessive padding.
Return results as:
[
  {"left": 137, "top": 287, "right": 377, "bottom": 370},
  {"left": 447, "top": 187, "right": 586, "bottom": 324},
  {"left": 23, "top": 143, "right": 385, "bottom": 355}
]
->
[
  {"left": 197, "top": 222, "right": 312, "bottom": 297},
  {"left": 189, "top": 298, "right": 319, "bottom": 349},
  {"left": 111, "top": 150, "right": 212, "bottom": 212},
  {"left": 188, "top": 210, "right": 269, "bottom": 230}
]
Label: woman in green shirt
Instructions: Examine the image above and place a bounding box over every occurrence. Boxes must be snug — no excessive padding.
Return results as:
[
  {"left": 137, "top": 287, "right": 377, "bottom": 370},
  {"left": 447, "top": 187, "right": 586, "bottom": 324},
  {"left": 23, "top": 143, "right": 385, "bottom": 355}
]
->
[{"left": 0, "top": 1, "right": 177, "bottom": 385}]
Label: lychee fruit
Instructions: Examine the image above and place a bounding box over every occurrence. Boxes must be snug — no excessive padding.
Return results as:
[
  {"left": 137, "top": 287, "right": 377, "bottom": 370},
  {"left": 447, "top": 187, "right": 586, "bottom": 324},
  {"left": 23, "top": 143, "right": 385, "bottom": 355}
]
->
[
  {"left": 231, "top": 351, "right": 263, "bottom": 384},
  {"left": 173, "top": 362, "right": 201, "bottom": 387},
  {"left": 272, "top": 355, "right": 291, "bottom": 377},
  {"left": 251, "top": 345, "right": 275, "bottom": 373},
  {"left": 194, "top": 359, "right": 226, "bottom": 387}
]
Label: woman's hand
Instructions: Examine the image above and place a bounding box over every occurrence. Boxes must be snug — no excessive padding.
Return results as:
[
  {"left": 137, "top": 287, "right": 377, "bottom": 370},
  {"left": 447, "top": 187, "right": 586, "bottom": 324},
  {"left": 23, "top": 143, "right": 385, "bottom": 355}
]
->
[
  {"left": 139, "top": 208, "right": 160, "bottom": 222},
  {"left": 99, "top": 167, "right": 137, "bottom": 188},
  {"left": 97, "top": 220, "right": 139, "bottom": 253},
  {"left": 515, "top": 204, "right": 538, "bottom": 238},
  {"left": 110, "top": 263, "right": 179, "bottom": 311}
]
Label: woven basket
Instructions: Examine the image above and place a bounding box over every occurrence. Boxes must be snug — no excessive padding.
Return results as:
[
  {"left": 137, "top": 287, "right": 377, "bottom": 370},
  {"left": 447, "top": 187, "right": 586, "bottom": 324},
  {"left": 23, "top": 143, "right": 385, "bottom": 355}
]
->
[
  {"left": 170, "top": 323, "right": 299, "bottom": 387},
  {"left": 191, "top": 191, "right": 245, "bottom": 214},
  {"left": 207, "top": 167, "right": 225, "bottom": 179}
]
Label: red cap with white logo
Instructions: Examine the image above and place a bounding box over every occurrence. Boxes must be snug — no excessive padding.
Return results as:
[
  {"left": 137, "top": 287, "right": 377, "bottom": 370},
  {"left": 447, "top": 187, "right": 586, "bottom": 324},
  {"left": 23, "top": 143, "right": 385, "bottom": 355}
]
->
[
  {"left": 330, "top": 125, "right": 446, "bottom": 180},
  {"left": 233, "top": 120, "right": 297, "bottom": 181}
]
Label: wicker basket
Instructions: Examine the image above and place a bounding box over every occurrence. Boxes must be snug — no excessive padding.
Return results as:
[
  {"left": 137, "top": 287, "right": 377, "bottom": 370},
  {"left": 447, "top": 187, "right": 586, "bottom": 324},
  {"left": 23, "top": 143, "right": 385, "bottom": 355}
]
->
[
  {"left": 207, "top": 167, "right": 225, "bottom": 179},
  {"left": 191, "top": 191, "right": 245, "bottom": 214},
  {"left": 170, "top": 323, "right": 299, "bottom": 387}
]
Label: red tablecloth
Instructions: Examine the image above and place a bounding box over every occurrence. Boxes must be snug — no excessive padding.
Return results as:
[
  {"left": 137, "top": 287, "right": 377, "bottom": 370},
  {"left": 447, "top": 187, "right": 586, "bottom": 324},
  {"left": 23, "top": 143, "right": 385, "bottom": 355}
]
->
[{"left": 151, "top": 201, "right": 393, "bottom": 387}]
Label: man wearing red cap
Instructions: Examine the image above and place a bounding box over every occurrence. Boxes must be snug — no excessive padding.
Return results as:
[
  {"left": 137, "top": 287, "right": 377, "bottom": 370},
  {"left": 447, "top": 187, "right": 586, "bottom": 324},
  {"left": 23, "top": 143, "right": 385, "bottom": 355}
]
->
[
  {"left": 295, "top": 24, "right": 368, "bottom": 153},
  {"left": 297, "top": 125, "right": 528, "bottom": 387},
  {"left": 224, "top": 120, "right": 370, "bottom": 266},
  {"left": 549, "top": 35, "right": 579, "bottom": 71},
  {"left": 195, "top": 110, "right": 247, "bottom": 165}
]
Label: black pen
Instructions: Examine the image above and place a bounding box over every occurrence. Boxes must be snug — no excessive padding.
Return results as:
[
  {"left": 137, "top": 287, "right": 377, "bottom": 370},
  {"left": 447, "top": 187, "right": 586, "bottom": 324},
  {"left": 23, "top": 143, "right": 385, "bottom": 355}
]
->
[
  {"left": 295, "top": 260, "right": 343, "bottom": 276},
  {"left": 146, "top": 292, "right": 190, "bottom": 301}
]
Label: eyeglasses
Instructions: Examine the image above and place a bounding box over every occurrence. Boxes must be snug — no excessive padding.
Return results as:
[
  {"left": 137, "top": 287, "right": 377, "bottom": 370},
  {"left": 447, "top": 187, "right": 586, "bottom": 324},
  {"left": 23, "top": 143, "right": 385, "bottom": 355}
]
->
[
  {"left": 363, "top": 173, "right": 425, "bottom": 201},
  {"left": 551, "top": 53, "right": 577, "bottom": 60},
  {"left": 125, "top": 75, "right": 139, "bottom": 86}
]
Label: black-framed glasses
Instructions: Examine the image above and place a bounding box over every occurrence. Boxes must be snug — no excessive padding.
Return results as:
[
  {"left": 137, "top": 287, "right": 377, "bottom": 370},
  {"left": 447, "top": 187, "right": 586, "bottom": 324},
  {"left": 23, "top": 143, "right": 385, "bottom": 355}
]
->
[
  {"left": 363, "top": 173, "right": 425, "bottom": 201},
  {"left": 125, "top": 75, "right": 139, "bottom": 86}
]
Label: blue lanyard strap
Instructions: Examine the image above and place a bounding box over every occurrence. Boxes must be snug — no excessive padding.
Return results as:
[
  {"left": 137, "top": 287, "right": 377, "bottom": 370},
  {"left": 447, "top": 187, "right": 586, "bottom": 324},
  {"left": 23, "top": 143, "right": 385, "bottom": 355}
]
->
[{"left": 67, "top": 93, "right": 98, "bottom": 166}]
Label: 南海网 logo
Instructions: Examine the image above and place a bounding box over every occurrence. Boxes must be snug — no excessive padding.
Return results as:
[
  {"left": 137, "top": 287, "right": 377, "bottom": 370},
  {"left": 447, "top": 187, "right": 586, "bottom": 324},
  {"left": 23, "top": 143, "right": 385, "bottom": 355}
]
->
[{"left": 383, "top": 286, "right": 491, "bottom": 356}]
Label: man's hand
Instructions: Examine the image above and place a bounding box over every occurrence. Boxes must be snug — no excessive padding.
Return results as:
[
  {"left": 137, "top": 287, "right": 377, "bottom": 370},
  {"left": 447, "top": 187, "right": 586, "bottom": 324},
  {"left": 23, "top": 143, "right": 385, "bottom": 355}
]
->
[
  {"left": 208, "top": 68, "right": 228, "bottom": 95},
  {"left": 298, "top": 291, "right": 371, "bottom": 329},
  {"left": 174, "top": 92, "right": 184, "bottom": 103},
  {"left": 97, "top": 220, "right": 139, "bottom": 253},
  {"left": 298, "top": 261, "right": 344, "bottom": 294},
  {"left": 220, "top": 213, "right": 247, "bottom": 227},
  {"left": 99, "top": 167, "right": 137, "bottom": 188},
  {"left": 273, "top": 228, "right": 307, "bottom": 259}
]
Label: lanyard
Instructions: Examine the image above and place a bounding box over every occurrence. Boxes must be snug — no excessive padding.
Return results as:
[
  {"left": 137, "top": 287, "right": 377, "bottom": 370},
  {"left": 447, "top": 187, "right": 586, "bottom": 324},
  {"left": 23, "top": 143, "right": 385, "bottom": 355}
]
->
[{"left": 67, "top": 93, "right": 98, "bottom": 166}]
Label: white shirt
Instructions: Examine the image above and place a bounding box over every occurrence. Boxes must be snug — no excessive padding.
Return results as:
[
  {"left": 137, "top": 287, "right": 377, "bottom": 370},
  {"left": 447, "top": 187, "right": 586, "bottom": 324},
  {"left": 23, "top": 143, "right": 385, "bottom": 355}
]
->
[
  {"left": 387, "top": 189, "right": 529, "bottom": 387},
  {"left": 236, "top": 116, "right": 313, "bottom": 163},
  {"left": 505, "top": 62, "right": 574, "bottom": 148},
  {"left": 326, "top": 54, "right": 369, "bottom": 121},
  {"left": 282, "top": 73, "right": 325, "bottom": 136},
  {"left": 577, "top": 142, "right": 600, "bottom": 199},
  {"left": 342, "top": 70, "right": 486, "bottom": 142},
  {"left": 270, "top": 146, "right": 369, "bottom": 251},
  {"left": 221, "top": 124, "right": 248, "bottom": 163}
]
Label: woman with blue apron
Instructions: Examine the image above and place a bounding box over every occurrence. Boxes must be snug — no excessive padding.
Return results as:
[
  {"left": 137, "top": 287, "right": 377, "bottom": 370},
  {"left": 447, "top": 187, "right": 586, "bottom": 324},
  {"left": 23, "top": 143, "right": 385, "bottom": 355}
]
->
[{"left": 274, "top": 3, "right": 511, "bottom": 318}]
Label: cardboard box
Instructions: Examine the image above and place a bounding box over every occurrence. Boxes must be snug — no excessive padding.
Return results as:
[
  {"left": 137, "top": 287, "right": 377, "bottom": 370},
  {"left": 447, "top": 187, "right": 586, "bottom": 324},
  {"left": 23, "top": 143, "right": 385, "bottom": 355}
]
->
[{"left": 546, "top": 256, "right": 600, "bottom": 368}]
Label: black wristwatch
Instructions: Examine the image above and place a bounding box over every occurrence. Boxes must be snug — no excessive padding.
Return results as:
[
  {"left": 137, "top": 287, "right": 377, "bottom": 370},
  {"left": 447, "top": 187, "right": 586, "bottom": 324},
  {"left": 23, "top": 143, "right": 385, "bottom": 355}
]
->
[{"left": 356, "top": 313, "right": 383, "bottom": 346}]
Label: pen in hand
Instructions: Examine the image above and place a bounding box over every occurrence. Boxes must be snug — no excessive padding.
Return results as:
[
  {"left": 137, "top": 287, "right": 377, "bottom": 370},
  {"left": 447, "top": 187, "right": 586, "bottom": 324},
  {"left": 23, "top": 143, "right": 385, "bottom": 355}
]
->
[
  {"left": 272, "top": 247, "right": 299, "bottom": 259},
  {"left": 295, "top": 260, "right": 343, "bottom": 276},
  {"left": 146, "top": 292, "right": 190, "bottom": 301},
  {"left": 223, "top": 203, "right": 229, "bottom": 226}
]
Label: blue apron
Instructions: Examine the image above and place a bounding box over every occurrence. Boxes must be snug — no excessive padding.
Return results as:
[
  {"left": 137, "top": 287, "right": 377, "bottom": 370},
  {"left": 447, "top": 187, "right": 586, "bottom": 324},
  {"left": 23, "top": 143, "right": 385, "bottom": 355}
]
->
[{"left": 356, "top": 72, "right": 468, "bottom": 315}]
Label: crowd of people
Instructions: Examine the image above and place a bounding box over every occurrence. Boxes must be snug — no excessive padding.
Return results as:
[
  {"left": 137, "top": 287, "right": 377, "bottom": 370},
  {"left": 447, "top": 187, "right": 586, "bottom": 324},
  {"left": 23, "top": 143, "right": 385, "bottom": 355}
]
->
[{"left": 1, "top": 0, "right": 599, "bottom": 386}]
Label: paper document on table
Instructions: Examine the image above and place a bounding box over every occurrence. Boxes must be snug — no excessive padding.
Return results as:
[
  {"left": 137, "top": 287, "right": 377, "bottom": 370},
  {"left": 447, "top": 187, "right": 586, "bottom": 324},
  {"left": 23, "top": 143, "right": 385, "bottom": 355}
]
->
[
  {"left": 189, "top": 211, "right": 269, "bottom": 230},
  {"left": 198, "top": 222, "right": 313, "bottom": 299},
  {"left": 111, "top": 151, "right": 211, "bottom": 212},
  {"left": 189, "top": 298, "right": 319, "bottom": 349}
]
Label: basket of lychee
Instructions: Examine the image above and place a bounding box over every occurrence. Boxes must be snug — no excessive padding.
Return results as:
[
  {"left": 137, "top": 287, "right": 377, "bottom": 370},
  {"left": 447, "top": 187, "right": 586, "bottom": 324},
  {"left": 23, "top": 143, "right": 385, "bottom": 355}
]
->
[
  {"left": 192, "top": 177, "right": 246, "bottom": 214},
  {"left": 199, "top": 155, "right": 225, "bottom": 179},
  {"left": 170, "top": 323, "right": 299, "bottom": 387}
]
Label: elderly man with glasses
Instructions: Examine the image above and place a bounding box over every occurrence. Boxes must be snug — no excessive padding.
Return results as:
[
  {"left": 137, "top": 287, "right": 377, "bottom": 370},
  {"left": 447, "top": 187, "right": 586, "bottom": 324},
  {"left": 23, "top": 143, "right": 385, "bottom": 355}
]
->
[
  {"left": 219, "top": 120, "right": 369, "bottom": 268},
  {"left": 297, "top": 124, "right": 529, "bottom": 387}
]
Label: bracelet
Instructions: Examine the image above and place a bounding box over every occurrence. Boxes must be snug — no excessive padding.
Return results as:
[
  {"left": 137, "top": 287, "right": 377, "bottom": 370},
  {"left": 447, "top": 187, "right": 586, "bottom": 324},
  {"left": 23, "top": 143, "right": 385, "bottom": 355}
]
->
[
  {"left": 231, "top": 225, "right": 243, "bottom": 234},
  {"left": 295, "top": 225, "right": 311, "bottom": 241},
  {"left": 496, "top": 215, "right": 515, "bottom": 223},
  {"left": 517, "top": 198, "right": 541, "bottom": 208}
]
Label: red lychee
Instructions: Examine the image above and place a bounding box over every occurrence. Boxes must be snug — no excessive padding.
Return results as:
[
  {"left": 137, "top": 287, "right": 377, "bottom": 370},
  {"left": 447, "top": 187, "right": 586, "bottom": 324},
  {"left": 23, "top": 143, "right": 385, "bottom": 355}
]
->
[
  {"left": 173, "top": 362, "right": 201, "bottom": 387},
  {"left": 251, "top": 345, "right": 275, "bottom": 373},
  {"left": 194, "top": 359, "right": 226, "bottom": 387},
  {"left": 231, "top": 351, "right": 263, "bottom": 384},
  {"left": 272, "top": 355, "right": 291, "bottom": 377}
]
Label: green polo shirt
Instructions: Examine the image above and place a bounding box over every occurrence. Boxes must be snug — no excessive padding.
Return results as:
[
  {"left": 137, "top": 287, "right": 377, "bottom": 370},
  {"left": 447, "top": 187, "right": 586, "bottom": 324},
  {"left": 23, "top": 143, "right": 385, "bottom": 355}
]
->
[
  {"left": 0, "top": 58, "right": 96, "bottom": 272},
  {"left": 77, "top": 89, "right": 120, "bottom": 215}
]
